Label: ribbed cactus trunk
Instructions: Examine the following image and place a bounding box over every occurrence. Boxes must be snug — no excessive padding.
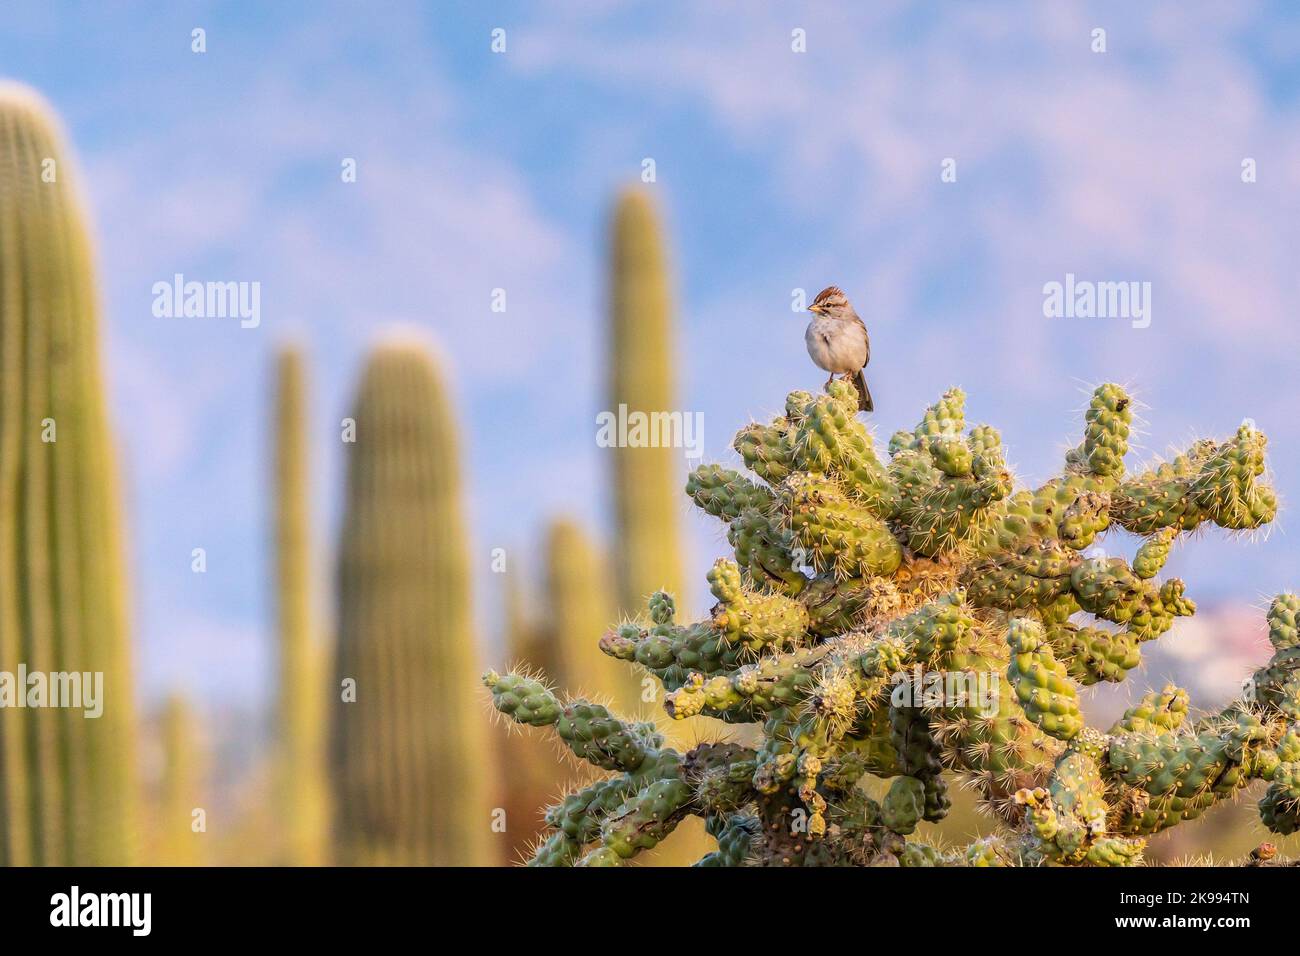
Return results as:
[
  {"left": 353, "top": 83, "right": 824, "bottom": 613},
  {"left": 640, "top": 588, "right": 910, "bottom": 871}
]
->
[
  {"left": 0, "top": 84, "right": 138, "bottom": 866},
  {"left": 607, "top": 188, "right": 711, "bottom": 863},
  {"left": 331, "top": 343, "right": 495, "bottom": 866},
  {"left": 272, "top": 347, "right": 328, "bottom": 865},
  {"left": 154, "top": 696, "right": 201, "bottom": 866},
  {"left": 608, "top": 188, "right": 686, "bottom": 616}
]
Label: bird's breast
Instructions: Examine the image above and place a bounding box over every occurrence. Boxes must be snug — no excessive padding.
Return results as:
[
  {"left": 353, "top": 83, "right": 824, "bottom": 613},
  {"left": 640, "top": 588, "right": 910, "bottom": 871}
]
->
[{"left": 805, "top": 318, "right": 867, "bottom": 373}]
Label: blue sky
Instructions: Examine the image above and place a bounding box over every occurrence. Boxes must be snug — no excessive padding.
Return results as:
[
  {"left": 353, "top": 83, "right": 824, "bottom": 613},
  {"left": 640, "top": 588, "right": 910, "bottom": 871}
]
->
[{"left": 4, "top": 1, "right": 1300, "bottom": 711}]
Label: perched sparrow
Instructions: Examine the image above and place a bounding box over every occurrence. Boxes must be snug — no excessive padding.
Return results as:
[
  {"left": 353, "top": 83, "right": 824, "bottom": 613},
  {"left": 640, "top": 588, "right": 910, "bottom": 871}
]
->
[{"left": 804, "top": 285, "right": 873, "bottom": 412}]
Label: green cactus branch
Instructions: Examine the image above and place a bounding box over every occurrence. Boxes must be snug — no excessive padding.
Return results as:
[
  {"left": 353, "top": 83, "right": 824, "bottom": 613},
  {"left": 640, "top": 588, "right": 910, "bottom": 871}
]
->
[{"left": 486, "top": 376, "right": 1297, "bottom": 866}]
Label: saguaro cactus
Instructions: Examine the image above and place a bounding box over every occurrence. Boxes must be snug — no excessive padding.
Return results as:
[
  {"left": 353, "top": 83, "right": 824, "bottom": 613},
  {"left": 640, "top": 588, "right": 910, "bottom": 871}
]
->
[
  {"left": 608, "top": 188, "right": 686, "bottom": 616},
  {"left": 331, "top": 342, "right": 495, "bottom": 865},
  {"left": 605, "top": 188, "right": 714, "bottom": 861},
  {"left": 542, "top": 518, "right": 635, "bottom": 705},
  {"left": 271, "top": 346, "right": 328, "bottom": 865},
  {"left": 152, "top": 696, "right": 202, "bottom": 866},
  {"left": 0, "top": 84, "right": 139, "bottom": 865},
  {"left": 487, "top": 377, "right": 1298, "bottom": 866},
  {"left": 496, "top": 520, "right": 633, "bottom": 858}
]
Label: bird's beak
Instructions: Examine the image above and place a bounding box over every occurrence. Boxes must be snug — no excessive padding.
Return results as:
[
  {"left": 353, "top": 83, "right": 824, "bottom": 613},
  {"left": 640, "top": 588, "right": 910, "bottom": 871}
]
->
[{"left": 807, "top": 304, "right": 822, "bottom": 315}]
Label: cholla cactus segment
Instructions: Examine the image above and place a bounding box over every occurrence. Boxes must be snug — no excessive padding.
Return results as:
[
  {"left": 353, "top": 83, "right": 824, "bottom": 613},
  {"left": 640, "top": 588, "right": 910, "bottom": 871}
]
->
[
  {"left": 728, "top": 508, "right": 806, "bottom": 595},
  {"left": 1070, "top": 557, "right": 1194, "bottom": 641},
  {"left": 483, "top": 671, "right": 563, "bottom": 727},
  {"left": 695, "top": 815, "right": 759, "bottom": 866},
  {"left": 661, "top": 645, "right": 826, "bottom": 719},
  {"left": 1064, "top": 382, "right": 1132, "bottom": 479},
  {"left": 965, "top": 836, "right": 1017, "bottom": 866},
  {"left": 1047, "top": 622, "right": 1141, "bottom": 686},
  {"left": 707, "top": 559, "right": 809, "bottom": 651},
  {"left": 1251, "top": 598, "right": 1300, "bottom": 714},
  {"left": 889, "top": 704, "right": 950, "bottom": 822},
  {"left": 554, "top": 701, "right": 663, "bottom": 772},
  {"left": 687, "top": 465, "right": 775, "bottom": 519},
  {"left": 1267, "top": 593, "right": 1300, "bottom": 651},
  {"left": 1105, "top": 711, "right": 1271, "bottom": 835},
  {"left": 899, "top": 841, "right": 949, "bottom": 867},
  {"left": 735, "top": 421, "right": 796, "bottom": 485},
  {"left": 792, "top": 381, "right": 897, "bottom": 512},
  {"left": 781, "top": 472, "right": 903, "bottom": 578},
  {"left": 1132, "top": 528, "right": 1176, "bottom": 580},
  {"left": 881, "top": 776, "right": 926, "bottom": 834},
  {"left": 1113, "top": 424, "right": 1276, "bottom": 534},
  {"left": 1259, "top": 761, "right": 1300, "bottom": 836},
  {"left": 1013, "top": 729, "right": 1145, "bottom": 866},
  {"left": 1109, "top": 685, "right": 1189, "bottom": 735},
  {"left": 1006, "top": 619, "right": 1083, "bottom": 741},
  {"left": 891, "top": 387, "right": 967, "bottom": 456},
  {"left": 487, "top": 378, "right": 1297, "bottom": 865}
]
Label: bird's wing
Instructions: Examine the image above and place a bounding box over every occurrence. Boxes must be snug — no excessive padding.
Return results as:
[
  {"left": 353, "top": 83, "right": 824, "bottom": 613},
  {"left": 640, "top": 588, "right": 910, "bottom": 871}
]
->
[{"left": 853, "top": 314, "right": 870, "bottom": 365}]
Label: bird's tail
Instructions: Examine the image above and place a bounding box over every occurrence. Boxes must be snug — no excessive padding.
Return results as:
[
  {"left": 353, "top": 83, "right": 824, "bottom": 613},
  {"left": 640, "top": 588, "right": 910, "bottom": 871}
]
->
[{"left": 853, "top": 369, "right": 874, "bottom": 413}]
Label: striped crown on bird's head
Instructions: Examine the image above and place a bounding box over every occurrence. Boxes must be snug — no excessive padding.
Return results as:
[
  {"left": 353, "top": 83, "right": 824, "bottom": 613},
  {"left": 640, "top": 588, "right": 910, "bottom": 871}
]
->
[{"left": 808, "top": 285, "right": 853, "bottom": 315}]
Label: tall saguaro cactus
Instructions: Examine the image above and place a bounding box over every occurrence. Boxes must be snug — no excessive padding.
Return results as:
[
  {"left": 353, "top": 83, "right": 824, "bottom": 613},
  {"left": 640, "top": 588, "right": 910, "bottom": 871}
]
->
[
  {"left": 331, "top": 342, "right": 495, "bottom": 865},
  {"left": 0, "top": 84, "right": 139, "bottom": 865},
  {"left": 606, "top": 187, "right": 713, "bottom": 862},
  {"left": 608, "top": 188, "right": 686, "bottom": 616},
  {"left": 271, "top": 347, "right": 328, "bottom": 865}
]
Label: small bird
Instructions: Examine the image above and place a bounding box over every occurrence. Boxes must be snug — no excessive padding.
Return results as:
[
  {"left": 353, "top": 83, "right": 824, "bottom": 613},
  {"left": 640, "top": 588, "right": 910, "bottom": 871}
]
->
[{"left": 804, "top": 285, "right": 873, "bottom": 412}]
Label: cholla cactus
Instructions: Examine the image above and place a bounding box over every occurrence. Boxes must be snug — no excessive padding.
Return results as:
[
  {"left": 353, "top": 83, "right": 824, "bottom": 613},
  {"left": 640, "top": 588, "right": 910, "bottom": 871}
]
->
[{"left": 485, "top": 378, "right": 1298, "bottom": 865}]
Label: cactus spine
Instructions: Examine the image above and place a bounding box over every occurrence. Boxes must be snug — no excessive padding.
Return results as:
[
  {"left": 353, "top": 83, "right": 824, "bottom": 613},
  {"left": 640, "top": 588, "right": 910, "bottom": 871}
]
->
[
  {"left": 271, "top": 347, "right": 328, "bottom": 865},
  {"left": 331, "top": 343, "right": 495, "bottom": 865},
  {"left": 0, "top": 85, "right": 138, "bottom": 865},
  {"left": 608, "top": 188, "right": 686, "bottom": 617}
]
